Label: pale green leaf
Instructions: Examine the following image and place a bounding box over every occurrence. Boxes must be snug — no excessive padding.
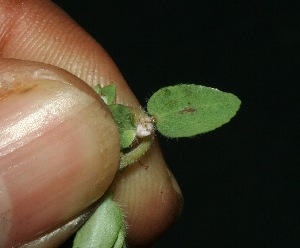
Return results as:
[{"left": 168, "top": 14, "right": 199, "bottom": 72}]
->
[
  {"left": 120, "top": 130, "right": 136, "bottom": 149},
  {"left": 94, "top": 84, "right": 116, "bottom": 105},
  {"left": 147, "top": 84, "right": 241, "bottom": 137},
  {"left": 108, "top": 104, "right": 136, "bottom": 149},
  {"left": 101, "top": 85, "right": 116, "bottom": 105},
  {"left": 73, "top": 195, "right": 126, "bottom": 248}
]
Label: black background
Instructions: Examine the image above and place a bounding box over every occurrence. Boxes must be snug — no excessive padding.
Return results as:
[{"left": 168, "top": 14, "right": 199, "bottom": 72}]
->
[{"left": 52, "top": 1, "right": 299, "bottom": 247}]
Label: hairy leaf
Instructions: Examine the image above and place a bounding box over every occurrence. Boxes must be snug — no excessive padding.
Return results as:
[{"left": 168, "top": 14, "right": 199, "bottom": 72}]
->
[
  {"left": 73, "top": 195, "right": 126, "bottom": 248},
  {"left": 147, "top": 84, "right": 241, "bottom": 137},
  {"left": 101, "top": 85, "right": 116, "bottom": 105},
  {"left": 108, "top": 104, "right": 136, "bottom": 149}
]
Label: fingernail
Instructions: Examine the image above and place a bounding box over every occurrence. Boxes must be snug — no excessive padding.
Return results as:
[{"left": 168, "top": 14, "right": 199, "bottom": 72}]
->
[{"left": 0, "top": 79, "right": 119, "bottom": 247}]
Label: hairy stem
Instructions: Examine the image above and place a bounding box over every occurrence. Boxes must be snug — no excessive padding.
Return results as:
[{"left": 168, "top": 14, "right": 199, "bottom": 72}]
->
[{"left": 119, "top": 135, "right": 154, "bottom": 170}]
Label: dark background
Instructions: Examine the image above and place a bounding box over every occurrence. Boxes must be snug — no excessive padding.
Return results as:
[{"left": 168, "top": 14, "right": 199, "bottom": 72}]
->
[{"left": 52, "top": 1, "right": 299, "bottom": 247}]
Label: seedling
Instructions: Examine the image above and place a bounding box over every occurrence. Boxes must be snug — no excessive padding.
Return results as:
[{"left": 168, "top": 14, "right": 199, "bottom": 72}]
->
[{"left": 73, "top": 83, "right": 241, "bottom": 248}]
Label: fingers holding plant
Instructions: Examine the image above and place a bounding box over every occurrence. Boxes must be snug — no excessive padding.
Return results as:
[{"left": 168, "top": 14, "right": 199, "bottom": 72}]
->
[{"left": 0, "top": 0, "right": 184, "bottom": 247}]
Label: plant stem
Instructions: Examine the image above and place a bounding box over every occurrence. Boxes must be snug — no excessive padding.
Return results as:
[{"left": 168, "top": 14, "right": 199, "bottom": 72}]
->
[{"left": 119, "top": 135, "right": 153, "bottom": 170}]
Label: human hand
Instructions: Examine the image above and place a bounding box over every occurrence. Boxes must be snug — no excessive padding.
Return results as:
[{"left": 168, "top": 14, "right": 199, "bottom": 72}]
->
[{"left": 0, "top": 1, "right": 183, "bottom": 247}]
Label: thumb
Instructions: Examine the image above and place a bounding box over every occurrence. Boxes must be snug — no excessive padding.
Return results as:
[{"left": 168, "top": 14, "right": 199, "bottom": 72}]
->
[{"left": 0, "top": 59, "right": 120, "bottom": 247}]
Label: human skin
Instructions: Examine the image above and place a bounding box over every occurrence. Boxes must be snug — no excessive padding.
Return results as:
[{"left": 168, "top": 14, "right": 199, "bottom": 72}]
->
[{"left": 0, "top": 1, "right": 183, "bottom": 247}]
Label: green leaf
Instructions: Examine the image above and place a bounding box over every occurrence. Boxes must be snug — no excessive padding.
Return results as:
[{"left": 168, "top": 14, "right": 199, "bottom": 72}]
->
[
  {"left": 101, "top": 85, "right": 116, "bottom": 105},
  {"left": 108, "top": 104, "right": 136, "bottom": 149},
  {"left": 120, "top": 130, "right": 136, "bottom": 149},
  {"left": 73, "top": 195, "right": 126, "bottom": 248},
  {"left": 147, "top": 84, "right": 241, "bottom": 138},
  {"left": 94, "top": 84, "right": 116, "bottom": 105}
]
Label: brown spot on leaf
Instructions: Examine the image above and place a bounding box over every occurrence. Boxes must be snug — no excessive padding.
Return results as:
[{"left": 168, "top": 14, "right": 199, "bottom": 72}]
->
[{"left": 179, "top": 107, "right": 197, "bottom": 114}]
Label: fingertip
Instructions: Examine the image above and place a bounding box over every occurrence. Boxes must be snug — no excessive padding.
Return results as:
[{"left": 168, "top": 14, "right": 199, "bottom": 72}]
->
[{"left": 0, "top": 60, "right": 120, "bottom": 247}]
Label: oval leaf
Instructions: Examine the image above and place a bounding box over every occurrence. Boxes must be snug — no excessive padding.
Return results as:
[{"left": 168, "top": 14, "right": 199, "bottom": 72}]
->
[
  {"left": 147, "top": 84, "right": 241, "bottom": 138},
  {"left": 73, "top": 195, "right": 126, "bottom": 248}
]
